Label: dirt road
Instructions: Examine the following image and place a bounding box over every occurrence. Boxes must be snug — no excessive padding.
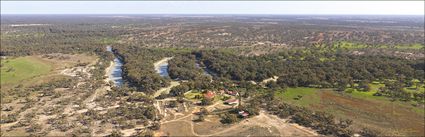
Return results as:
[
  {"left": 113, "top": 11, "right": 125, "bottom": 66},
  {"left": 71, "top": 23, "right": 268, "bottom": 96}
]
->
[{"left": 159, "top": 110, "right": 318, "bottom": 137}]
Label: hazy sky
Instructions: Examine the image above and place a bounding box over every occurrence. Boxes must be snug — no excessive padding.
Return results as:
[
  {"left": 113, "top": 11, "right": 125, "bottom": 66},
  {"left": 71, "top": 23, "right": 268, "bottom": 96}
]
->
[{"left": 1, "top": 1, "right": 424, "bottom": 15}]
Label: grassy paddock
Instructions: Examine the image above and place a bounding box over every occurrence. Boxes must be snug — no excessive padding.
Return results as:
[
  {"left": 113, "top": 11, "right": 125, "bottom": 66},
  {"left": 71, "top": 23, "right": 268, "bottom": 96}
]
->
[
  {"left": 1, "top": 56, "right": 52, "bottom": 86},
  {"left": 395, "top": 43, "right": 424, "bottom": 50},
  {"left": 184, "top": 90, "right": 203, "bottom": 101},
  {"left": 275, "top": 86, "right": 424, "bottom": 136},
  {"left": 332, "top": 41, "right": 424, "bottom": 50},
  {"left": 274, "top": 87, "right": 320, "bottom": 107}
]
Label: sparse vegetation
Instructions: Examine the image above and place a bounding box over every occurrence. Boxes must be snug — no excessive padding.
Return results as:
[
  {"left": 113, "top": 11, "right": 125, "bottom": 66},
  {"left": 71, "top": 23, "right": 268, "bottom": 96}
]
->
[{"left": 1, "top": 14, "right": 424, "bottom": 136}]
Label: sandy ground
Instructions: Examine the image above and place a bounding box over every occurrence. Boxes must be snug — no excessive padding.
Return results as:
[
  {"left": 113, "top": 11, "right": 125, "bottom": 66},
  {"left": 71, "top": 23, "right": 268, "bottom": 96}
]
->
[
  {"left": 1, "top": 54, "right": 102, "bottom": 136},
  {"left": 59, "top": 56, "right": 98, "bottom": 78},
  {"left": 153, "top": 57, "right": 180, "bottom": 98},
  {"left": 60, "top": 67, "right": 89, "bottom": 77},
  {"left": 208, "top": 111, "right": 318, "bottom": 136},
  {"left": 153, "top": 57, "right": 173, "bottom": 73},
  {"left": 153, "top": 81, "right": 180, "bottom": 98},
  {"left": 157, "top": 98, "right": 319, "bottom": 137},
  {"left": 249, "top": 76, "right": 279, "bottom": 86},
  {"left": 104, "top": 61, "right": 115, "bottom": 84},
  {"left": 261, "top": 76, "right": 279, "bottom": 84}
]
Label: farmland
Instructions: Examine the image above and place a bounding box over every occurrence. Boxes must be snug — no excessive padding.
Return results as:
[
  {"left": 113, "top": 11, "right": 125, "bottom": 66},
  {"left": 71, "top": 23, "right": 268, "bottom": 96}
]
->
[
  {"left": 274, "top": 87, "right": 425, "bottom": 136},
  {"left": 1, "top": 56, "right": 52, "bottom": 86}
]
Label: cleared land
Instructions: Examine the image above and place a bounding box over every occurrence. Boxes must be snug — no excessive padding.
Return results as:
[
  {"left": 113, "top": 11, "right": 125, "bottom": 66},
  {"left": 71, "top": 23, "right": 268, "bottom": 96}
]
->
[
  {"left": 156, "top": 95, "right": 318, "bottom": 137},
  {"left": 0, "top": 54, "right": 102, "bottom": 136},
  {"left": 1, "top": 57, "right": 52, "bottom": 86},
  {"left": 1, "top": 54, "right": 96, "bottom": 90},
  {"left": 274, "top": 87, "right": 425, "bottom": 136}
]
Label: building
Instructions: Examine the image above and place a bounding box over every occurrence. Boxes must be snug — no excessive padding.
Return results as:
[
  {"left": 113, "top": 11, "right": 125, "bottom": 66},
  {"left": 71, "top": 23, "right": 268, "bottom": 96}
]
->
[
  {"left": 238, "top": 111, "right": 249, "bottom": 117},
  {"left": 224, "top": 99, "right": 238, "bottom": 105},
  {"left": 226, "top": 90, "right": 238, "bottom": 96},
  {"left": 203, "top": 91, "right": 215, "bottom": 99}
]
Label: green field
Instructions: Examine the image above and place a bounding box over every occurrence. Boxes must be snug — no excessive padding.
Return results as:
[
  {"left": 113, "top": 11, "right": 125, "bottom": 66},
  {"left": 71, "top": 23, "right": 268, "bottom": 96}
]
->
[
  {"left": 274, "top": 87, "right": 320, "bottom": 107},
  {"left": 1, "top": 56, "right": 52, "bottom": 86},
  {"left": 345, "top": 83, "right": 386, "bottom": 100},
  {"left": 332, "top": 41, "right": 424, "bottom": 50},
  {"left": 346, "top": 82, "right": 424, "bottom": 100},
  {"left": 395, "top": 43, "right": 424, "bottom": 50},
  {"left": 184, "top": 90, "right": 203, "bottom": 101},
  {"left": 336, "top": 42, "right": 369, "bottom": 49}
]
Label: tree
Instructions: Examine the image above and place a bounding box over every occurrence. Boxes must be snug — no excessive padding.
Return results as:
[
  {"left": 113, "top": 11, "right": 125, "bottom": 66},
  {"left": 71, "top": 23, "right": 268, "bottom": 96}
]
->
[
  {"left": 336, "top": 84, "right": 347, "bottom": 92},
  {"left": 198, "top": 114, "right": 205, "bottom": 121},
  {"left": 150, "top": 122, "right": 161, "bottom": 130},
  {"left": 336, "top": 79, "right": 349, "bottom": 92},
  {"left": 106, "top": 130, "right": 123, "bottom": 137},
  {"left": 265, "top": 81, "right": 279, "bottom": 89},
  {"left": 220, "top": 113, "right": 238, "bottom": 124},
  {"left": 168, "top": 101, "right": 177, "bottom": 108},
  {"left": 194, "top": 114, "right": 205, "bottom": 122},
  {"left": 131, "top": 129, "right": 154, "bottom": 137},
  {"left": 170, "top": 84, "right": 190, "bottom": 96},
  {"left": 359, "top": 128, "right": 380, "bottom": 137},
  {"left": 358, "top": 81, "right": 370, "bottom": 92},
  {"left": 200, "top": 98, "right": 213, "bottom": 106},
  {"left": 26, "top": 123, "right": 42, "bottom": 132},
  {"left": 200, "top": 107, "right": 209, "bottom": 115}
]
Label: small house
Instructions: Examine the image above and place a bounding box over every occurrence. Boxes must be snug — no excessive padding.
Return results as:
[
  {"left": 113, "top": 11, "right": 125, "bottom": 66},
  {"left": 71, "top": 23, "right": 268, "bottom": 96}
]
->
[
  {"left": 238, "top": 111, "right": 249, "bottom": 118},
  {"left": 203, "top": 91, "right": 215, "bottom": 99},
  {"left": 226, "top": 90, "right": 238, "bottom": 96},
  {"left": 224, "top": 99, "right": 238, "bottom": 105}
]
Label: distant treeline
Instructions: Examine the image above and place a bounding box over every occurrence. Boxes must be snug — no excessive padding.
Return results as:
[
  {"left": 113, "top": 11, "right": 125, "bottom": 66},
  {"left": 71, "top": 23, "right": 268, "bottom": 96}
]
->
[{"left": 2, "top": 15, "right": 424, "bottom": 57}]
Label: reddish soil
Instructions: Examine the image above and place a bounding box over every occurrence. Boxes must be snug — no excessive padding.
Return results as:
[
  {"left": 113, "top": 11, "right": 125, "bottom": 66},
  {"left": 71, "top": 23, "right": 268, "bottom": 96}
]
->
[{"left": 316, "top": 91, "right": 424, "bottom": 136}]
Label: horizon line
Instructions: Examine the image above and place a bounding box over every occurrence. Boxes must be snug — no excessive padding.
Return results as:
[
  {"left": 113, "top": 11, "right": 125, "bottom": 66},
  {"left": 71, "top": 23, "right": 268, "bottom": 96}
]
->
[{"left": 2, "top": 13, "right": 424, "bottom": 16}]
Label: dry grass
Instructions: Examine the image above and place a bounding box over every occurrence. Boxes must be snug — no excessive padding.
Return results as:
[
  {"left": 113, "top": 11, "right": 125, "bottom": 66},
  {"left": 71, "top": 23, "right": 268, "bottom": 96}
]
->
[{"left": 317, "top": 90, "right": 424, "bottom": 136}]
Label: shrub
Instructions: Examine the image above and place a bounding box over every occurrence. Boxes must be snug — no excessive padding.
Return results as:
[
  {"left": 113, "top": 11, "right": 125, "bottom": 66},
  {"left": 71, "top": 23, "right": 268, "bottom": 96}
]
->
[
  {"left": 220, "top": 112, "right": 238, "bottom": 124},
  {"left": 359, "top": 128, "right": 380, "bottom": 137}
]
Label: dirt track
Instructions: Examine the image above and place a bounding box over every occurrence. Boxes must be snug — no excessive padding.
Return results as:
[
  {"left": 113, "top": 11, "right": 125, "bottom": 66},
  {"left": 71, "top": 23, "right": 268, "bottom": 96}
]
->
[
  {"left": 153, "top": 57, "right": 180, "bottom": 98},
  {"left": 153, "top": 57, "right": 173, "bottom": 72},
  {"left": 158, "top": 106, "right": 319, "bottom": 137}
]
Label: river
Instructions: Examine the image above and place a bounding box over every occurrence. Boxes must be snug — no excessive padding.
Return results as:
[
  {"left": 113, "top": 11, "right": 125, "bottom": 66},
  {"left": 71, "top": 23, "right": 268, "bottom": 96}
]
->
[
  {"left": 157, "top": 62, "right": 169, "bottom": 77},
  {"left": 153, "top": 57, "right": 179, "bottom": 97},
  {"left": 106, "top": 46, "right": 124, "bottom": 87}
]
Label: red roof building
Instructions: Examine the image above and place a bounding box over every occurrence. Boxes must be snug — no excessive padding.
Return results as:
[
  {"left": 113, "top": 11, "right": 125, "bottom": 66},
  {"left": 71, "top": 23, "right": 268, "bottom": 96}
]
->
[{"left": 203, "top": 91, "right": 215, "bottom": 99}]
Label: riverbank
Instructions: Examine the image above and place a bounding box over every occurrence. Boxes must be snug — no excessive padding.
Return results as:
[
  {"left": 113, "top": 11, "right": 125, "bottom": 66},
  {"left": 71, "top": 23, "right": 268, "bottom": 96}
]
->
[
  {"left": 104, "top": 60, "right": 115, "bottom": 84},
  {"left": 154, "top": 57, "right": 173, "bottom": 76},
  {"left": 153, "top": 57, "right": 180, "bottom": 98},
  {"left": 106, "top": 46, "right": 124, "bottom": 87}
]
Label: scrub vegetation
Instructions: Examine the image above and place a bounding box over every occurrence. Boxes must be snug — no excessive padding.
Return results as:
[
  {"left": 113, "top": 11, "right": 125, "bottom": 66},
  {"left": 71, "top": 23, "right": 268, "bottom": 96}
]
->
[{"left": 1, "top": 15, "right": 424, "bottom": 136}]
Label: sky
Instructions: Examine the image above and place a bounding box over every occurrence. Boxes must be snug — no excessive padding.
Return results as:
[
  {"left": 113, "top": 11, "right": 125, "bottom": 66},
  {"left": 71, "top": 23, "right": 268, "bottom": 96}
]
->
[{"left": 1, "top": 1, "right": 424, "bottom": 15}]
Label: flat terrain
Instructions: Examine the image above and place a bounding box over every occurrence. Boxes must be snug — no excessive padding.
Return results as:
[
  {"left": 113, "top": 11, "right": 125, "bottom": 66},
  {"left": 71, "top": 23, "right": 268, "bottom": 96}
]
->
[
  {"left": 1, "top": 54, "right": 96, "bottom": 91},
  {"left": 1, "top": 56, "right": 52, "bottom": 86},
  {"left": 0, "top": 54, "right": 105, "bottom": 136},
  {"left": 274, "top": 87, "right": 425, "bottom": 136},
  {"left": 156, "top": 98, "right": 318, "bottom": 137},
  {"left": 1, "top": 15, "right": 424, "bottom": 137}
]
